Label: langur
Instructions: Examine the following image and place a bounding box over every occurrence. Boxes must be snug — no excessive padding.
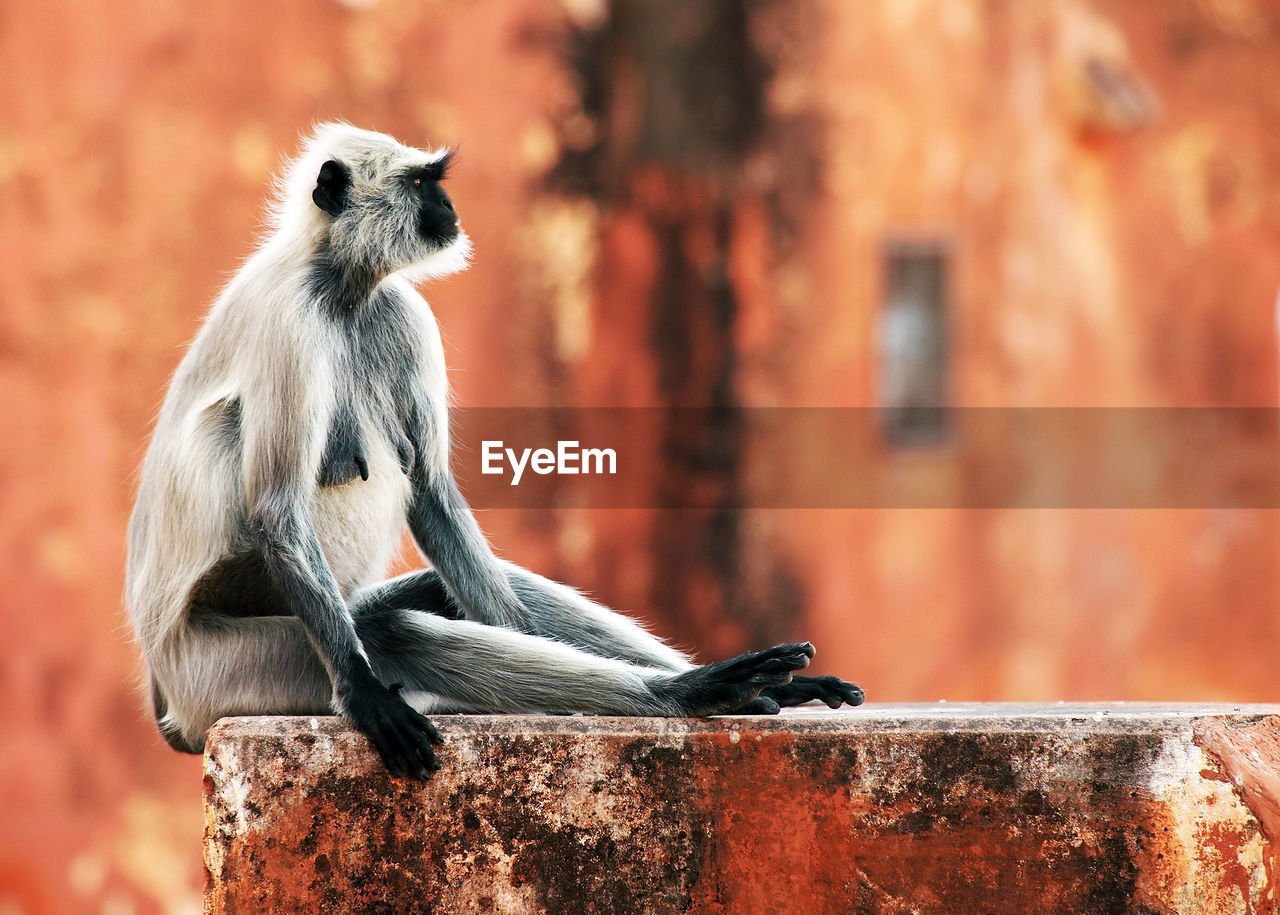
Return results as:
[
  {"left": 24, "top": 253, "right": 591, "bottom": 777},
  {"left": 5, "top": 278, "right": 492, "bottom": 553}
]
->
[{"left": 125, "top": 123, "right": 863, "bottom": 778}]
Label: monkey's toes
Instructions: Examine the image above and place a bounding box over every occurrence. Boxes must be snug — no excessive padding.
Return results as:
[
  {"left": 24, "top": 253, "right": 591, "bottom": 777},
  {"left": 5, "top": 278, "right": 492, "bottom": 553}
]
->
[
  {"left": 841, "top": 681, "right": 866, "bottom": 707},
  {"left": 733, "top": 696, "right": 782, "bottom": 715},
  {"left": 764, "top": 674, "right": 866, "bottom": 709},
  {"left": 812, "top": 678, "right": 864, "bottom": 708},
  {"left": 744, "top": 642, "right": 815, "bottom": 686}
]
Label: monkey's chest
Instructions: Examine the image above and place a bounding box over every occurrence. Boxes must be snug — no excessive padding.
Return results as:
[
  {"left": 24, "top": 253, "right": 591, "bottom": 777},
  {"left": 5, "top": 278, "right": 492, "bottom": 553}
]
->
[
  {"left": 317, "top": 397, "right": 416, "bottom": 487},
  {"left": 310, "top": 410, "right": 413, "bottom": 595}
]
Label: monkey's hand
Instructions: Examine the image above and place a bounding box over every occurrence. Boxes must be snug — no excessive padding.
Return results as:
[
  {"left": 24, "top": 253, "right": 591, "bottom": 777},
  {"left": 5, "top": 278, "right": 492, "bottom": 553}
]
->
[{"left": 341, "top": 678, "right": 444, "bottom": 779}]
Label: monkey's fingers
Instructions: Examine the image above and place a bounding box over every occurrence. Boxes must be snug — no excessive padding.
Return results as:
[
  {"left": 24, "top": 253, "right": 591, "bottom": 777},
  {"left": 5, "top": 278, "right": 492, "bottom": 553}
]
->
[
  {"left": 402, "top": 712, "right": 445, "bottom": 775},
  {"left": 416, "top": 715, "right": 445, "bottom": 746},
  {"left": 836, "top": 681, "right": 866, "bottom": 707},
  {"left": 363, "top": 721, "right": 405, "bottom": 778},
  {"left": 396, "top": 703, "right": 447, "bottom": 779},
  {"left": 387, "top": 716, "right": 441, "bottom": 779},
  {"left": 385, "top": 683, "right": 445, "bottom": 772},
  {"left": 350, "top": 684, "right": 444, "bottom": 779}
]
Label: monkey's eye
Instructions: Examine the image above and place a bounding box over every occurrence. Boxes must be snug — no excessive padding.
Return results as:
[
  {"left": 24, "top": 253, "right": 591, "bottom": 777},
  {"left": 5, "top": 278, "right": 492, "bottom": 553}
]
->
[{"left": 413, "top": 178, "right": 422, "bottom": 188}]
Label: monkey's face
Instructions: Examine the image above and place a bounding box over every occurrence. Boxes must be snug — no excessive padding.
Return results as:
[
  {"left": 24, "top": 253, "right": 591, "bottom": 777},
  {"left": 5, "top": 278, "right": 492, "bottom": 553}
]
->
[
  {"left": 406, "top": 159, "right": 459, "bottom": 247},
  {"left": 311, "top": 138, "right": 470, "bottom": 280}
]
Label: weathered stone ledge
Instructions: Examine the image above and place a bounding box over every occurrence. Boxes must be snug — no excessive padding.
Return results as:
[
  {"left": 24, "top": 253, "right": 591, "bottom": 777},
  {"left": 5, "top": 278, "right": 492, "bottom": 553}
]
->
[{"left": 204, "top": 704, "right": 1280, "bottom": 913}]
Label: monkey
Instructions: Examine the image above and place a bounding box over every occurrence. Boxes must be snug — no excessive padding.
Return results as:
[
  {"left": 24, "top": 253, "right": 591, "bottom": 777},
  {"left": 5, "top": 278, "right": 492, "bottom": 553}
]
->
[{"left": 125, "top": 123, "right": 864, "bottom": 779}]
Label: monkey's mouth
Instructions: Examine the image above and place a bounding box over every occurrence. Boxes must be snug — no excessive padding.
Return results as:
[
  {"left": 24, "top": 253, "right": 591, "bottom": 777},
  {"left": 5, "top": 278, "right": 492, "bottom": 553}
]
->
[
  {"left": 419, "top": 204, "right": 461, "bottom": 248},
  {"left": 422, "top": 221, "right": 459, "bottom": 249}
]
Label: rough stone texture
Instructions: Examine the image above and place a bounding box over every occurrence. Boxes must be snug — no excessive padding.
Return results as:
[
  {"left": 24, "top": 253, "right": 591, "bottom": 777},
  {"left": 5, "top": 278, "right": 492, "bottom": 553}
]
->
[{"left": 205, "top": 704, "right": 1280, "bottom": 914}]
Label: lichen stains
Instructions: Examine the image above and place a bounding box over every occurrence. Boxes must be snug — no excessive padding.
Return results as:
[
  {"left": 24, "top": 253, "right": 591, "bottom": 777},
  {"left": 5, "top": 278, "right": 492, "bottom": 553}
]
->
[{"left": 913, "top": 733, "right": 1020, "bottom": 802}]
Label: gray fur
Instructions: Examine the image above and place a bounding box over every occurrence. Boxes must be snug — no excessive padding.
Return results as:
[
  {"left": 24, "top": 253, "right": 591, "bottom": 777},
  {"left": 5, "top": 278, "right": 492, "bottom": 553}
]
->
[{"left": 126, "top": 123, "right": 854, "bottom": 775}]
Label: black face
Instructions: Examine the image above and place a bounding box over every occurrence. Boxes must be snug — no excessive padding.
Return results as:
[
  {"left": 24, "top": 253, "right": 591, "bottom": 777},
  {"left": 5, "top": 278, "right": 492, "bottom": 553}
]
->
[{"left": 408, "top": 158, "right": 458, "bottom": 246}]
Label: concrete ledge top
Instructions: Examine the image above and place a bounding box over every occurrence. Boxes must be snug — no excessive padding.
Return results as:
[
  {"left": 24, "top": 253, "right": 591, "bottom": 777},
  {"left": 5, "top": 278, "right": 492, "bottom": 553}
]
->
[{"left": 207, "top": 701, "right": 1280, "bottom": 744}]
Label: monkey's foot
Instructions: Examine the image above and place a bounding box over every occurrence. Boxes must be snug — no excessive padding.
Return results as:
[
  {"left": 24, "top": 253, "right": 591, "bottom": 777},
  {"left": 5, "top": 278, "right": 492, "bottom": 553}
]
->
[
  {"left": 731, "top": 696, "right": 783, "bottom": 715},
  {"left": 762, "top": 674, "right": 865, "bottom": 710},
  {"left": 344, "top": 680, "right": 445, "bottom": 779},
  {"left": 658, "top": 642, "right": 815, "bottom": 717}
]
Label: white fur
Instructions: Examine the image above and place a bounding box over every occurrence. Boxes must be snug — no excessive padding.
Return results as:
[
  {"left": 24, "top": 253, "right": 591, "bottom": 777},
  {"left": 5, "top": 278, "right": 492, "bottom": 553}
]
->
[{"left": 128, "top": 123, "right": 467, "bottom": 656}]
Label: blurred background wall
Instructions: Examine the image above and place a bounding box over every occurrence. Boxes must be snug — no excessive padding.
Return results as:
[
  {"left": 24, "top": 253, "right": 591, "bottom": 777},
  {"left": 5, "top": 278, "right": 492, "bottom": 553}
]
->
[{"left": 3, "top": 0, "right": 1280, "bottom": 910}]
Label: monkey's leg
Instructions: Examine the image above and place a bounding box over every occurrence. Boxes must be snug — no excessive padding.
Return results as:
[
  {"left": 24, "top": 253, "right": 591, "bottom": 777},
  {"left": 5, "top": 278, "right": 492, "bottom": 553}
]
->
[
  {"left": 502, "top": 561, "right": 697, "bottom": 670},
  {"left": 154, "top": 615, "right": 333, "bottom": 753},
  {"left": 352, "top": 571, "right": 863, "bottom": 713},
  {"left": 351, "top": 602, "right": 815, "bottom": 717},
  {"left": 354, "top": 566, "right": 692, "bottom": 671},
  {"left": 487, "top": 565, "right": 865, "bottom": 711}
]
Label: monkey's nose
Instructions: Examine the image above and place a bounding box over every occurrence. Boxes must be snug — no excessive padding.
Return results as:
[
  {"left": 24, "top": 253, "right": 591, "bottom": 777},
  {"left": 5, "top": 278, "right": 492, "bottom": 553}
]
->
[{"left": 430, "top": 185, "right": 454, "bottom": 212}]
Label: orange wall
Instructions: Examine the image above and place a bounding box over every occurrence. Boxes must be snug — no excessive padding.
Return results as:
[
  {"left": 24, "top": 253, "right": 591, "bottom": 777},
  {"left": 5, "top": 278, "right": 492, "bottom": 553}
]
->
[{"left": 2, "top": 0, "right": 1280, "bottom": 911}]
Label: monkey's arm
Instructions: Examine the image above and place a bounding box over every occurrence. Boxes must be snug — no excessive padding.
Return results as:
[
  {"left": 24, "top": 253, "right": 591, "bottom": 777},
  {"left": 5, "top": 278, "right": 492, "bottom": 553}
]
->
[
  {"left": 406, "top": 470, "right": 531, "bottom": 631},
  {"left": 242, "top": 365, "right": 442, "bottom": 779}
]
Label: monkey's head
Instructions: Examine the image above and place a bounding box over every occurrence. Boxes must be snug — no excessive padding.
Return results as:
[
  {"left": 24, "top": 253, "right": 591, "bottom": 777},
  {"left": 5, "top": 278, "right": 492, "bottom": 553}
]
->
[{"left": 274, "top": 122, "right": 472, "bottom": 281}]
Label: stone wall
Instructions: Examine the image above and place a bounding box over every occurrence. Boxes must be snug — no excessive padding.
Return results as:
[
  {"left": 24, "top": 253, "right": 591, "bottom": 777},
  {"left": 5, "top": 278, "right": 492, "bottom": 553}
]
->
[{"left": 206, "top": 705, "right": 1280, "bottom": 913}]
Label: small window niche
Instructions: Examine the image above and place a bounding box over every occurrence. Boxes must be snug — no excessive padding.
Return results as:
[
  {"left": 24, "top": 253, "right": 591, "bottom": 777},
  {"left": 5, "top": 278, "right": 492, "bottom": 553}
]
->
[{"left": 878, "top": 241, "right": 951, "bottom": 447}]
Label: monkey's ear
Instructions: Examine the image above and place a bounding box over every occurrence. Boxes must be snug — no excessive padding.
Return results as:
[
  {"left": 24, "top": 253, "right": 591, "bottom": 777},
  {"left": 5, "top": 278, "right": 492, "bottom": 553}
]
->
[{"left": 312, "top": 159, "right": 351, "bottom": 217}]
